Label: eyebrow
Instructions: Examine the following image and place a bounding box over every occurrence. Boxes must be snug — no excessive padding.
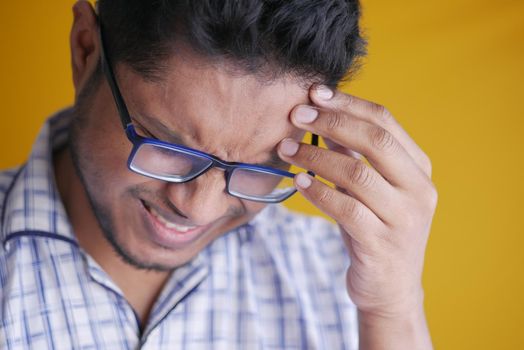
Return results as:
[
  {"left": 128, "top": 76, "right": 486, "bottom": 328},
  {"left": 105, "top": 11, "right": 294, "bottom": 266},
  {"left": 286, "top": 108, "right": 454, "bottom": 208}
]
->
[
  {"left": 135, "top": 113, "right": 186, "bottom": 145},
  {"left": 135, "top": 113, "right": 291, "bottom": 169}
]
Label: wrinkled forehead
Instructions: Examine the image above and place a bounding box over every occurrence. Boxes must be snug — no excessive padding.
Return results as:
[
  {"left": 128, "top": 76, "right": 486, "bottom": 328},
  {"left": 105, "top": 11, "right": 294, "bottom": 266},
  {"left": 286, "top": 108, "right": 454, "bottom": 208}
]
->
[{"left": 119, "top": 55, "right": 311, "bottom": 164}]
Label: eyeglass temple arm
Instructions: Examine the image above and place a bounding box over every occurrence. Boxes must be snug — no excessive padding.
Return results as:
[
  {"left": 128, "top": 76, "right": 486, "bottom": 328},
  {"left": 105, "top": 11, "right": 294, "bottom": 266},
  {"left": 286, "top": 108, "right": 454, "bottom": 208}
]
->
[
  {"left": 311, "top": 133, "right": 318, "bottom": 147},
  {"left": 306, "top": 133, "right": 319, "bottom": 177},
  {"left": 98, "top": 20, "right": 132, "bottom": 130}
]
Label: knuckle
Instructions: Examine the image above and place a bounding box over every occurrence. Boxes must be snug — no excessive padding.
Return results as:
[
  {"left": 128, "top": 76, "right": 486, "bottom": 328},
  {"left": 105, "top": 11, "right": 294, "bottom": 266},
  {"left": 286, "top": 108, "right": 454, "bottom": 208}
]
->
[
  {"left": 341, "top": 94, "right": 356, "bottom": 110},
  {"left": 425, "top": 182, "right": 439, "bottom": 209},
  {"left": 340, "top": 198, "right": 364, "bottom": 224},
  {"left": 305, "top": 146, "right": 323, "bottom": 164},
  {"left": 369, "top": 103, "right": 393, "bottom": 123},
  {"left": 318, "top": 187, "right": 335, "bottom": 206},
  {"left": 369, "top": 126, "right": 397, "bottom": 153},
  {"left": 326, "top": 111, "right": 345, "bottom": 131},
  {"left": 421, "top": 153, "right": 433, "bottom": 177},
  {"left": 410, "top": 181, "right": 438, "bottom": 219},
  {"left": 345, "top": 160, "right": 374, "bottom": 188}
]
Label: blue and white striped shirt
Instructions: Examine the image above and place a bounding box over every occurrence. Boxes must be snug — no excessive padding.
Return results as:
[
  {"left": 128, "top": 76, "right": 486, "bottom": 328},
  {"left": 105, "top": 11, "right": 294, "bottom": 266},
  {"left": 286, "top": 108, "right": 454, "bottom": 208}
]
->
[{"left": 0, "top": 109, "right": 358, "bottom": 349}]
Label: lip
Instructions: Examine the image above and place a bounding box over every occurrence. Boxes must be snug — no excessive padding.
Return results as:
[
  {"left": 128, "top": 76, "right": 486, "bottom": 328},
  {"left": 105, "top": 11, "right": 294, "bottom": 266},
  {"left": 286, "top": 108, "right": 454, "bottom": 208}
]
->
[{"left": 140, "top": 200, "right": 210, "bottom": 249}]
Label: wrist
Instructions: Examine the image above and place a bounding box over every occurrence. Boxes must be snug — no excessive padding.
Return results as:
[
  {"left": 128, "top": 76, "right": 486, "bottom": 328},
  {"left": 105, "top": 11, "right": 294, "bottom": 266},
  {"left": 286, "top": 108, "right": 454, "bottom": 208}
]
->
[
  {"left": 357, "top": 293, "right": 433, "bottom": 350},
  {"left": 358, "top": 302, "right": 426, "bottom": 329},
  {"left": 356, "top": 284, "right": 425, "bottom": 320}
]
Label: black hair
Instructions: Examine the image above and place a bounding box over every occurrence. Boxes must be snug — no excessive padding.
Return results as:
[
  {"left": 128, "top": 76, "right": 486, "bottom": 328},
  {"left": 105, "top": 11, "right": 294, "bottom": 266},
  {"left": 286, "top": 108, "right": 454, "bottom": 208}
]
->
[{"left": 97, "top": 0, "right": 366, "bottom": 87}]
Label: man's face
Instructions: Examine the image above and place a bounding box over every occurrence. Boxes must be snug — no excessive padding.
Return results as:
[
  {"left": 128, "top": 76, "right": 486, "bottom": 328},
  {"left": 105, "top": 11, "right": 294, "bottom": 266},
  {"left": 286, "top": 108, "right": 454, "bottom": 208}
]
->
[{"left": 70, "top": 53, "right": 309, "bottom": 270}]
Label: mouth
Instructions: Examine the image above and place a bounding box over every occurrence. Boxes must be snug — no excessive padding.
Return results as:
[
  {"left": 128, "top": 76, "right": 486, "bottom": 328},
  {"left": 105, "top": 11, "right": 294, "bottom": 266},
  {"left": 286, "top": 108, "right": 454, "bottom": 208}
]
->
[{"left": 140, "top": 200, "right": 210, "bottom": 249}]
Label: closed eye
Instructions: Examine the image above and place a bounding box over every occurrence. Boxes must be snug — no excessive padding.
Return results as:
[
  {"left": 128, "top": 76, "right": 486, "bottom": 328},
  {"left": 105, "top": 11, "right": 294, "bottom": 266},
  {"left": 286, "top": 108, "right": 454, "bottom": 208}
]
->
[{"left": 133, "top": 122, "right": 160, "bottom": 140}]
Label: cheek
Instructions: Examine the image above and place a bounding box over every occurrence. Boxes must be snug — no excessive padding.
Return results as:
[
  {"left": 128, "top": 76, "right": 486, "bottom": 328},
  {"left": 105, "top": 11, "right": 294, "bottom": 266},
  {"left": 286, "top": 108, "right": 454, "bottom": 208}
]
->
[
  {"left": 72, "top": 120, "right": 139, "bottom": 202},
  {"left": 241, "top": 201, "right": 267, "bottom": 216},
  {"left": 84, "top": 144, "right": 130, "bottom": 192}
]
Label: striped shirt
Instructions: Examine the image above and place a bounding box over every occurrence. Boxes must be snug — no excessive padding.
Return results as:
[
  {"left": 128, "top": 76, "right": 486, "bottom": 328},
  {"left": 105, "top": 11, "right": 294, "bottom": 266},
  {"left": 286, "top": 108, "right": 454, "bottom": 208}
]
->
[{"left": 0, "top": 109, "right": 358, "bottom": 349}]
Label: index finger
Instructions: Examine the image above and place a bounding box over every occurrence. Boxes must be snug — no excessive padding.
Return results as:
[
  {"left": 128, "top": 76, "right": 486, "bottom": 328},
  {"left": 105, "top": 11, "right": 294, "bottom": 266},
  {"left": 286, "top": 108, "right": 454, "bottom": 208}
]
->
[{"left": 310, "top": 86, "right": 433, "bottom": 178}]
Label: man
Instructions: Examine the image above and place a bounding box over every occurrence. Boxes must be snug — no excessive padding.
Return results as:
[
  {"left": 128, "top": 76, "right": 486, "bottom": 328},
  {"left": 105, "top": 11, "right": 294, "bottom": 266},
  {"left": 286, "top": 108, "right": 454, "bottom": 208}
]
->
[{"left": 0, "top": 0, "right": 437, "bottom": 349}]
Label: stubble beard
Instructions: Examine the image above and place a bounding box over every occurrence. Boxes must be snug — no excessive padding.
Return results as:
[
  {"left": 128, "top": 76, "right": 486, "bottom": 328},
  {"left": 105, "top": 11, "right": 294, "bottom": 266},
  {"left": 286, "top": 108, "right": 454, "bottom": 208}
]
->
[{"left": 69, "top": 88, "right": 176, "bottom": 272}]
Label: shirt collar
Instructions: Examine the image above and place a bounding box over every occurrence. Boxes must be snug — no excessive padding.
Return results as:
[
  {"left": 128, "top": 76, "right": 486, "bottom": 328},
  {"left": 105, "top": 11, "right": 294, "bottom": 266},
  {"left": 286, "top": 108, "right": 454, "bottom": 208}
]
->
[{"left": 2, "top": 108, "right": 77, "bottom": 249}]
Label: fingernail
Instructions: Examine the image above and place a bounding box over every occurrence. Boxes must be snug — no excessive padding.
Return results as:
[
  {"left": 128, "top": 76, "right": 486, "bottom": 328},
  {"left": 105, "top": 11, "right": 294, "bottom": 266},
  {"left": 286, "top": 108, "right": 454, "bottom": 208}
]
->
[
  {"left": 295, "top": 173, "right": 312, "bottom": 189},
  {"left": 294, "top": 106, "right": 318, "bottom": 124},
  {"left": 315, "top": 85, "right": 334, "bottom": 100},
  {"left": 279, "top": 138, "right": 299, "bottom": 156}
]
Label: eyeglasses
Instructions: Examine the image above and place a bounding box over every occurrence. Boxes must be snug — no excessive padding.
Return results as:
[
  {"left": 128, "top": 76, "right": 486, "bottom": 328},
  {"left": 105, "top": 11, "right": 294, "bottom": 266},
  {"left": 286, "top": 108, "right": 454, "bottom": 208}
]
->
[{"left": 98, "top": 23, "right": 318, "bottom": 203}]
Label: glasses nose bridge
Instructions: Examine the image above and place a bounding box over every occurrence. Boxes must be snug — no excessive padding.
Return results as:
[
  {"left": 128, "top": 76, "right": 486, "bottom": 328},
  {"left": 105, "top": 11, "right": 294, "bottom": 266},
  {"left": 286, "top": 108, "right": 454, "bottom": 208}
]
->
[
  {"left": 190, "top": 157, "right": 234, "bottom": 185},
  {"left": 208, "top": 157, "right": 236, "bottom": 174}
]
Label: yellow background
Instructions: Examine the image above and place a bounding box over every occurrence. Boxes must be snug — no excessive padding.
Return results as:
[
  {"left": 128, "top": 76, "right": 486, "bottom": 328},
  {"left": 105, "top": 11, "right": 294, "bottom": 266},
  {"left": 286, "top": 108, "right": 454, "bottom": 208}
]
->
[{"left": 1, "top": 1, "right": 523, "bottom": 348}]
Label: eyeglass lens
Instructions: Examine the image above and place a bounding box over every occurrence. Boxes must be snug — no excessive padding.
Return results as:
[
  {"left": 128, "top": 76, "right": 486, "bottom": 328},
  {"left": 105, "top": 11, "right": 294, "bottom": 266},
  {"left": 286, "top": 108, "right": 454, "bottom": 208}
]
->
[{"left": 129, "top": 142, "right": 297, "bottom": 200}]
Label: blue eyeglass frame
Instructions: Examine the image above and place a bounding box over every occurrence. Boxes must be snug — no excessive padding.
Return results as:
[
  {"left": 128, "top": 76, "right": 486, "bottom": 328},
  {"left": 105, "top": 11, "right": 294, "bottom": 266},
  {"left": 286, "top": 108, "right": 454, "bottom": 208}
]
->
[{"left": 98, "top": 21, "right": 318, "bottom": 203}]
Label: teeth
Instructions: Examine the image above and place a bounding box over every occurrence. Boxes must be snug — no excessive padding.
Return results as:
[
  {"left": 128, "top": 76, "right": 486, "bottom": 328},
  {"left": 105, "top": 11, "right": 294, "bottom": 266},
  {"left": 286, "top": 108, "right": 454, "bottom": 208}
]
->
[{"left": 149, "top": 207, "right": 196, "bottom": 233}]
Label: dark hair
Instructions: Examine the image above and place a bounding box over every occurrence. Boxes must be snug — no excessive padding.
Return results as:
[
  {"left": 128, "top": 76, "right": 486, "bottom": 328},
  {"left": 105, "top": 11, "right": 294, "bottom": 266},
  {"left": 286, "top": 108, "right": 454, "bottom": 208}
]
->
[{"left": 97, "top": 0, "right": 366, "bottom": 87}]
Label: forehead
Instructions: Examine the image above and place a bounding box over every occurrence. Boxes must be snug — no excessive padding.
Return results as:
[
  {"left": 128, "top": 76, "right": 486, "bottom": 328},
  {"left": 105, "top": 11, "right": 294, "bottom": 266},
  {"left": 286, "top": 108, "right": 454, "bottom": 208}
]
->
[{"left": 119, "top": 54, "right": 310, "bottom": 163}]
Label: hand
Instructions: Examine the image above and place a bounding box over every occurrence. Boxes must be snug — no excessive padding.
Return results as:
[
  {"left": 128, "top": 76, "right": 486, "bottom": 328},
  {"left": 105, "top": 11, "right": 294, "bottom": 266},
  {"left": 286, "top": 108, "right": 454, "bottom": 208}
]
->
[{"left": 278, "top": 86, "right": 438, "bottom": 319}]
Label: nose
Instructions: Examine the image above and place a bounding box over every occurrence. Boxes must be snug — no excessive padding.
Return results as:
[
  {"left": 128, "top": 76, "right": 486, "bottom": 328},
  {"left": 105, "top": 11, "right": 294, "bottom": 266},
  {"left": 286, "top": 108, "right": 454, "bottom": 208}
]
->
[{"left": 164, "top": 168, "right": 235, "bottom": 226}]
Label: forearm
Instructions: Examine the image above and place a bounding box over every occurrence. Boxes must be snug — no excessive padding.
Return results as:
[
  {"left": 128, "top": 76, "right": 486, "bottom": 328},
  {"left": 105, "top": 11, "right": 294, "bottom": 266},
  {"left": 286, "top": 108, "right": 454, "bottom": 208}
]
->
[{"left": 358, "top": 305, "right": 433, "bottom": 350}]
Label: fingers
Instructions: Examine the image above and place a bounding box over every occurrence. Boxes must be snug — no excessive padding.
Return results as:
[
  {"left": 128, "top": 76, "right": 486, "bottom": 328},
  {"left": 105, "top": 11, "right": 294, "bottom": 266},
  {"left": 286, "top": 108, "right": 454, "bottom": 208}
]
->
[
  {"left": 279, "top": 139, "right": 399, "bottom": 224},
  {"left": 293, "top": 172, "right": 386, "bottom": 245},
  {"left": 311, "top": 86, "right": 433, "bottom": 178},
  {"left": 290, "top": 104, "right": 429, "bottom": 190},
  {"left": 324, "top": 137, "right": 363, "bottom": 160}
]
